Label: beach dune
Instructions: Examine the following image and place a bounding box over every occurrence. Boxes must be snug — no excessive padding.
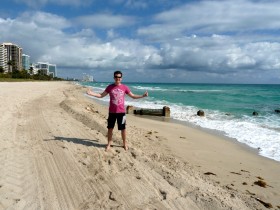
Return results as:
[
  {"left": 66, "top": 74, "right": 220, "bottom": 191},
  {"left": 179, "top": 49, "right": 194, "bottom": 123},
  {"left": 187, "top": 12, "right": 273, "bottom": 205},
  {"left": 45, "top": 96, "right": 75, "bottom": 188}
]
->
[{"left": 0, "top": 82, "right": 279, "bottom": 210}]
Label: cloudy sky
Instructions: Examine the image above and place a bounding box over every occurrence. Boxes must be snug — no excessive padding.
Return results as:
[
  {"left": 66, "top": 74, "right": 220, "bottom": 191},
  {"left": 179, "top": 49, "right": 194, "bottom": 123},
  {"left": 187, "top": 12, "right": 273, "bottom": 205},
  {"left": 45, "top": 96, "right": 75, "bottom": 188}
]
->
[{"left": 1, "top": 0, "right": 280, "bottom": 83}]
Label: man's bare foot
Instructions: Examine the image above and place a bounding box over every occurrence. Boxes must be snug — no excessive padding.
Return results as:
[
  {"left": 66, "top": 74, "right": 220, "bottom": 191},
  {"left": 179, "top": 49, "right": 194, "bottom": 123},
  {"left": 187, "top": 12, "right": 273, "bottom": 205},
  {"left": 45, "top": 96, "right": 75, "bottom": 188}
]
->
[
  {"left": 105, "top": 144, "right": 111, "bottom": 151},
  {"left": 123, "top": 145, "right": 128, "bottom": 151}
]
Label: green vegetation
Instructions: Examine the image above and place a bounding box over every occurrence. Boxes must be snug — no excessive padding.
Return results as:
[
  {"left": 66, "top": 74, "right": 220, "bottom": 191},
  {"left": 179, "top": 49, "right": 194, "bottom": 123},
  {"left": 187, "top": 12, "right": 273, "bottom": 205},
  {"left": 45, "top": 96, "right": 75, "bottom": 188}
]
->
[
  {"left": 0, "top": 69, "right": 64, "bottom": 81},
  {"left": 0, "top": 78, "right": 34, "bottom": 82}
]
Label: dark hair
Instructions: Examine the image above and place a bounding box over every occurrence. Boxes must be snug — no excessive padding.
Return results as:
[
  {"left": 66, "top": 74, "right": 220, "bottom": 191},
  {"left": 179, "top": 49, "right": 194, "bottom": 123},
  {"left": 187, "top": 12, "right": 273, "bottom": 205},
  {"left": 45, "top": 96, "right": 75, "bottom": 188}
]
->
[{"left": 114, "top": 70, "right": 122, "bottom": 77}]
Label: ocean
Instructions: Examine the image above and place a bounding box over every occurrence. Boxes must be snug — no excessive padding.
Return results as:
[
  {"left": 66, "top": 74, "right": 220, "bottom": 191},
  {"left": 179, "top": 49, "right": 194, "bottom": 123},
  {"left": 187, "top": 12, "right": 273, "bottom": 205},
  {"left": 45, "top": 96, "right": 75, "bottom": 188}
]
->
[{"left": 80, "top": 82, "right": 280, "bottom": 162}]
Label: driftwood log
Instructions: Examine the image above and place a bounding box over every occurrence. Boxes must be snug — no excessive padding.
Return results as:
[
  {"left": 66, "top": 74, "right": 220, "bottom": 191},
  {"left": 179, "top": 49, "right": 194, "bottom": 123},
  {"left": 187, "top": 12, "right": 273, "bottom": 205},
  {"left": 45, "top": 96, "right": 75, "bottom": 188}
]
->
[{"left": 126, "top": 106, "right": 170, "bottom": 117}]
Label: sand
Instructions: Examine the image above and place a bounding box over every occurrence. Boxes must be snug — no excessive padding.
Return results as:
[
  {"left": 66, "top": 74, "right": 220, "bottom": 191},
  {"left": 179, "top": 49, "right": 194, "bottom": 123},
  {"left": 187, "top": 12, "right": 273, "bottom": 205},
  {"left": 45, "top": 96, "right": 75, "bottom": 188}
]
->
[{"left": 0, "top": 81, "right": 279, "bottom": 210}]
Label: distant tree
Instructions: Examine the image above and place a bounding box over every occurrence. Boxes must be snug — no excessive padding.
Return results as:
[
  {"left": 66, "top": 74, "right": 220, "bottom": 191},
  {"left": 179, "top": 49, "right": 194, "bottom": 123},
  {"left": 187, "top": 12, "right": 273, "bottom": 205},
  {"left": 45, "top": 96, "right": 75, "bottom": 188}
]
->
[
  {"left": 7, "top": 60, "right": 13, "bottom": 72},
  {"left": 7, "top": 60, "right": 17, "bottom": 72},
  {"left": 32, "top": 70, "right": 51, "bottom": 80},
  {"left": 21, "top": 70, "right": 30, "bottom": 79},
  {"left": 53, "top": 77, "right": 64, "bottom": 81},
  {"left": 11, "top": 70, "right": 20, "bottom": 78},
  {"left": 29, "top": 66, "right": 34, "bottom": 75},
  {"left": 0, "top": 65, "right": 63, "bottom": 80}
]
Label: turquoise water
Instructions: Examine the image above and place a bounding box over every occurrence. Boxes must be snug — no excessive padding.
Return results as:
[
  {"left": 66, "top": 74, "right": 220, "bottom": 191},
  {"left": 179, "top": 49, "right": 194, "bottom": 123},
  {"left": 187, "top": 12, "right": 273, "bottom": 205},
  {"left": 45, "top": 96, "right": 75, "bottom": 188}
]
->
[
  {"left": 129, "top": 83, "right": 280, "bottom": 116},
  {"left": 81, "top": 82, "right": 280, "bottom": 161}
]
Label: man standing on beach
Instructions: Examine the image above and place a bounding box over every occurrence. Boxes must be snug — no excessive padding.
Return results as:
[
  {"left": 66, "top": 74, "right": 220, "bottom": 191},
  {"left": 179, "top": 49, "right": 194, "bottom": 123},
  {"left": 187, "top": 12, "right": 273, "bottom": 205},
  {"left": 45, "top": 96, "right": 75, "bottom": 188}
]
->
[{"left": 87, "top": 71, "right": 148, "bottom": 151}]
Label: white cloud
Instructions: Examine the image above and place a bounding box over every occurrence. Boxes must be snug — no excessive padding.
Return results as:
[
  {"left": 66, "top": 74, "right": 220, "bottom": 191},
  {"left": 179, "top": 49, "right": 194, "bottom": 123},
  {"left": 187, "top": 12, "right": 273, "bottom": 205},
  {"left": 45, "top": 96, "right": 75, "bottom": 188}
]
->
[
  {"left": 20, "top": 11, "right": 71, "bottom": 29},
  {"left": 14, "top": 0, "right": 91, "bottom": 8},
  {"left": 1, "top": 0, "right": 280, "bottom": 83},
  {"left": 74, "top": 13, "right": 135, "bottom": 29},
  {"left": 0, "top": 12, "right": 159, "bottom": 70},
  {"left": 107, "top": 29, "right": 119, "bottom": 39},
  {"left": 138, "top": 0, "right": 280, "bottom": 40},
  {"left": 154, "top": 34, "right": 280, "bottom": 76},
  {"left": 124, "top": 0, "right": 147, "bottom": 9}
]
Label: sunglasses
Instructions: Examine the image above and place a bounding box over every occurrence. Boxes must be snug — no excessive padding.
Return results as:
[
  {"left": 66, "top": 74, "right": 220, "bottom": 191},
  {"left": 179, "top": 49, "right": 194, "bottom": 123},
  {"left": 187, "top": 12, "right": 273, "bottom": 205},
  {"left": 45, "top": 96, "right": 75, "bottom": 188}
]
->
[{"left": 114, "top": 76, "right": 122, "bottom": 78}]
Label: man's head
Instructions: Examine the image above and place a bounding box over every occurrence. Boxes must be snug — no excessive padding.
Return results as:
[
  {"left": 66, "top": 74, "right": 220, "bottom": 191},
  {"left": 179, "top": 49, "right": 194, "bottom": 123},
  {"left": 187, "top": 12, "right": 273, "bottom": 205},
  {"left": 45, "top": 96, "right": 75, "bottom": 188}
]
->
[
  {"left": 114, "top": 70, "right": 122, "bottom": 85},
  {"left": 114, "top": 71, "right": 122, "bottom": 78}
]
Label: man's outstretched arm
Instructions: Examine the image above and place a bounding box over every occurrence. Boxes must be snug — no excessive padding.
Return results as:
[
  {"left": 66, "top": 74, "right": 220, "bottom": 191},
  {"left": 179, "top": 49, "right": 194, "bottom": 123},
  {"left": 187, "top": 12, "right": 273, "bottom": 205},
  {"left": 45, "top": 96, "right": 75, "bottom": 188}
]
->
[
  {"left": 127, "top": 91, "right": 148, "bottom": 99},
  {"left": 87, "top": 89, "right": 108, "bottom": 98}
]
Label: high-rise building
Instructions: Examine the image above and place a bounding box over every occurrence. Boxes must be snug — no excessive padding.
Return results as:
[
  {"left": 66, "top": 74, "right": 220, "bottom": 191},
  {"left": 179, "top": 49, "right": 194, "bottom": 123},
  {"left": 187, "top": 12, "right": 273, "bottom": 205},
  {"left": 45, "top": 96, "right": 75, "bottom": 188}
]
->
[
  {"left": 82, "top": 74, "right": 94, "bottom": 82},
  {"left": 22, "top": 54, "right": 30, "bottom": 70},
  {"left": 0, "top": 44, "right": 8, "bottom": 72},
  {"left": 35, "top": 62, "right": 57, "bottom": 77},
  {"left": 0, "top": 42, "right": 23, "bottom": 72},
  {"left": 48, "top": 64, "right": 57, "bottom": 77}
]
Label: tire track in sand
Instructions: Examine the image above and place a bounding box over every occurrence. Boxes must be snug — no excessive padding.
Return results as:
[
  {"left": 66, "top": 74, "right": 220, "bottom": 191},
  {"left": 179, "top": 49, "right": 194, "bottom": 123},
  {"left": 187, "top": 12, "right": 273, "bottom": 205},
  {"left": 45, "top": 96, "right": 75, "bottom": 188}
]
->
[
  {"left": 23, "top": 92, "right": 103, "bottom": 210},
  {"left": 0, "top": 104, "right": 40, "bottom": 210}
]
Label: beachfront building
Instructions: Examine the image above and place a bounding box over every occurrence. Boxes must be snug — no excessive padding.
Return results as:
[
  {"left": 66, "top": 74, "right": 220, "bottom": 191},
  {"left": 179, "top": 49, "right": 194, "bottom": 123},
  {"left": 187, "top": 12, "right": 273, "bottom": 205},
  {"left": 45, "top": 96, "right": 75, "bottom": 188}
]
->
[
  {"left": 35, "top": 62, "right": 57, "bottom": 77},
  {"left": 22, "top": 54, "right": 30, "bottom": 71},
  {"left": 29, "top": 63, "right": 37, "bottom": 75},
  {"left": 0, "top": 44, "right": 8, "bottom": 72},
  {"left": 82, "top": 73, "right": 95, "bottom": 82},
  {"left": 0, "top": 42, "right": 23, "bottom": 72},
  {"left": 48, "top": 64, "right": 57, "bottom": 77}
]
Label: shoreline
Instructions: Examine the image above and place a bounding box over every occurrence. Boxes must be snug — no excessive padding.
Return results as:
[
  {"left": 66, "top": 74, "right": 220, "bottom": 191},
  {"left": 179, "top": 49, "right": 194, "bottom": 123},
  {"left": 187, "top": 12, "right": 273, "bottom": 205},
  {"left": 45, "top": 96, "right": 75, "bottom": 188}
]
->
[
  {"left": 1, "top": 81, "right": 279, "bottom": 209},
  {"left": 124, "top": 106, "right": 280, "bottom": 209},
  {"left": 84, "top": 88, "right": 280, "bottom": 208},
  {"left": 86, "top": 93, "right": 263, "bottom": 160},
  {"left": 84, "top": 82, "right": 280, "bottom": 163}
]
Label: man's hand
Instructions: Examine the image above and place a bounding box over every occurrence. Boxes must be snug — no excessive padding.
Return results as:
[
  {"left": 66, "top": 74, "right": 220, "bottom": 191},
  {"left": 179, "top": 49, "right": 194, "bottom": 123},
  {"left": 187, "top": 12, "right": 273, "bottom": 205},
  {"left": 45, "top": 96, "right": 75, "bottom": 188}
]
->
[{"left": 143, "top": 91, "right": 148, "bottom": 97}]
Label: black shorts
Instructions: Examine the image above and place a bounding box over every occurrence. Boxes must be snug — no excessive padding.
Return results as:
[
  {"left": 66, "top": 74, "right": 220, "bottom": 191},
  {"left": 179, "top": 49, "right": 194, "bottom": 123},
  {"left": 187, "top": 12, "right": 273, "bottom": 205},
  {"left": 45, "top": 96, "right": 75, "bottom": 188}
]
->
[{"left": 107, "top": 113, "right": 126, "bottom": 130}]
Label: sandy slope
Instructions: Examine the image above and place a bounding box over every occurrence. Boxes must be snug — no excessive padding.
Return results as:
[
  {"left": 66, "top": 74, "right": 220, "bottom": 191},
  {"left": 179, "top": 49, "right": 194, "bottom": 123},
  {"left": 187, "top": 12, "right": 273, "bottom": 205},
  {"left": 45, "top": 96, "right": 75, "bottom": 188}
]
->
[{"left": 0, "top": 82, "right": 275, "bottom": 210}]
